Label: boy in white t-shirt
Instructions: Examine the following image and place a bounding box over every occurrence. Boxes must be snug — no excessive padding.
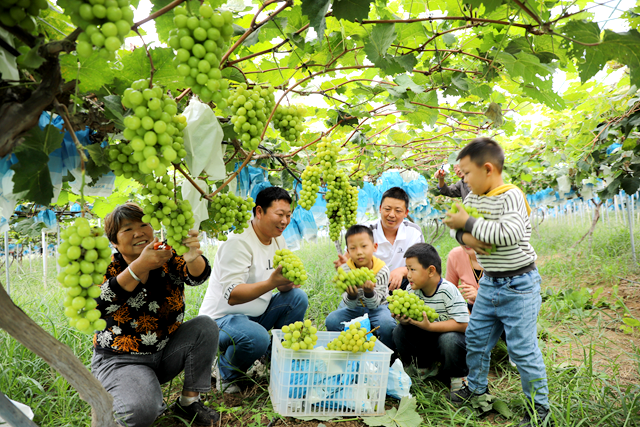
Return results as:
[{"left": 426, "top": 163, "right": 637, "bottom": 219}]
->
[{"left": 199, "top": 187, "right": 308, "bottom": 393}]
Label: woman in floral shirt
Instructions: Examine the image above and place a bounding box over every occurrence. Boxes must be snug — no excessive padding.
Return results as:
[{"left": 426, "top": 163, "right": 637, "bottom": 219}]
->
[{"left": 91, "top": 202, "right": 218, "bottom": 427}]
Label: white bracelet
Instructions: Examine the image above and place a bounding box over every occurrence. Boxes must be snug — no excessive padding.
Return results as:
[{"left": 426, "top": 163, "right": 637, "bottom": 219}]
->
[{"left": 128, "top": 266, "right": 141, "bottom": 282}]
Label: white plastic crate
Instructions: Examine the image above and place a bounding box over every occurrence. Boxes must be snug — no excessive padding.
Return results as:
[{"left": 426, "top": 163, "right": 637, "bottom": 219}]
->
[{"left": 269, "top": 330, "right": 392, "bottom": 417}]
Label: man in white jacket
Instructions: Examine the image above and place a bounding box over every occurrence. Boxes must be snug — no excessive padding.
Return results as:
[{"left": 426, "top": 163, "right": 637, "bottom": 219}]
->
[{"left": 199, "top": 187, "right": 308, "bottom": 393}]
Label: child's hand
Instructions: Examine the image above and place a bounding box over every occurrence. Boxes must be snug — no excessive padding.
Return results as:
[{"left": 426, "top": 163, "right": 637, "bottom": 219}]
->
[
  {"left": 333, "top": 253, "right": 349, "bottom": 269},
  {"left": 461, "top": 233, "right": 493, "bottom": 255},
  {"left": 362, "top": 280, "right": 374, "bottom": 294},
  {"left": 443, "top": 202, "right": 469, "bottom": 230},
  {"left": 412, "top": 311, "right": 433, "bottom": 331},
  {"left": 345, "top": 284, "right": 359, "bottom": 300},
  {"left": 392, "top": 313, "right": 412, "bottom": 325}
]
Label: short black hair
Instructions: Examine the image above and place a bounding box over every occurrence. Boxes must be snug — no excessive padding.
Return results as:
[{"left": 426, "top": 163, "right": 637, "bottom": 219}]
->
[
  {"left": 380, "top": 187, "right": 409, "bottom": 210},
  {"left": 457, "top": 137, "right": 504, "bottom": 172},
  {"left": 345, "top": 224, "right": 374, "bottom": 246},
  {"left": 253, "top": 186, "right": 292, "bottom": 215},
  {"left": 404, "top": 243, "right": 441, "bottom": 275},
  {"left": 105, "top": 202, "right": 144, "bottom": 244}
]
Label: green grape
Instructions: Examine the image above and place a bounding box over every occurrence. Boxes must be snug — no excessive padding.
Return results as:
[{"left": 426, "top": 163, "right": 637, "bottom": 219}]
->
[
  {"left": 386, "top": 289, "right": 439, "bottom": 322},
  {"left": 332, "top": 266, "right": 376, "bottom": 292},
  {"left": 0, "top": 0, "right": 47, "bottom": 34},
  {"left": 200, "top": 193, "right": 255, "bottom": 241},
  {"left": 168, "top": 5, "right": 233, "bottom": 104},
  {"left": 273, "top": 248, "right": 307, "bottom": 286},
  {"left": 229, "top": 83, "right": 275, "bottom": 151},
  {"left": 58, "top": 217, "right": 110, "bottom": 334},
  {"left": 280, "top": 319, "right": 318, "bottom": 351},
  {"left": 272, "top": 105, "right": 306, "bottom": 145},
  {"left": 326, "top": 322, "right": 377, "bottom": 353},
  {"left": 117, "top": 78, "right": 187, "bottom": 184},
  {"left": 57, "top": 0, "right": 134, "bottom": 58},
  {"left": 298, "top": 165, "right": 320, "bottom": 210},
  {"left": 447, "top": 203, "right": 497, "bottom": 253}
]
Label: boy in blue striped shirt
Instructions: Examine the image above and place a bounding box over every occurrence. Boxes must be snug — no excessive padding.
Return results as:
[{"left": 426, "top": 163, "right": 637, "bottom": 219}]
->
[
  {"left": 444, "top": 138, "right": 551, "bottom": 427},
  {"left": 392, "top": 243, "right": 469, "bottom": 391}
]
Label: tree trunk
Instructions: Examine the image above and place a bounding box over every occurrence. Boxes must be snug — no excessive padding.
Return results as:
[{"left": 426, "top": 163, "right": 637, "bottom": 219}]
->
[
  {"left": 0, "top": 283, "right": 117, "bottom": 427},
  {"left": 571, "top": 201, "right": 603, "bottom": 250}
]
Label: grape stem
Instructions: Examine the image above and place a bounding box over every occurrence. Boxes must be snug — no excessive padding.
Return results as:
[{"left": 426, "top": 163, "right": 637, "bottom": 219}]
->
[
  {"left": 365, "top": 326, "right": 380, "bottom": 336},
  {"left": 175, "top": 164, "right": 211, "bottom": 201},
  {"left": 133, "top": 28, "right": 155, "bottom": 88},
  {"left": 131, "top": 0, "right": 186, "bottom": 31}
]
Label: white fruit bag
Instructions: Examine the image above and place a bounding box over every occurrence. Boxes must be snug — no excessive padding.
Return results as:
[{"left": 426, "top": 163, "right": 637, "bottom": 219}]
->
[{"left": 182, "top": 98, "right": 225, "bottom": 180}]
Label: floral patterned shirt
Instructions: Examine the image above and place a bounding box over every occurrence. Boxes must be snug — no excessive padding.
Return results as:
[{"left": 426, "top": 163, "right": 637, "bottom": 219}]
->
[{"left": 93, "top": 251, "right": 211, "bottom": 355}]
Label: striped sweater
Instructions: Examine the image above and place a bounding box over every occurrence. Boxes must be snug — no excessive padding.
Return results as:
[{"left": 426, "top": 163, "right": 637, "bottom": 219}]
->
[
  {"left": 456, "top": 188, "right": 536, "bottom": 276},
  {"left": 339, "top": 261, "right": 390, "bottom": 309}
]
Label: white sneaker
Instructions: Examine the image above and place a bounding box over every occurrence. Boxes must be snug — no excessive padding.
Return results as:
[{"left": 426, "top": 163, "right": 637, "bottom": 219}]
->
[
  {"left": 246, "top": 358, "right": 268, "bottom": 378},
  {"left": 508, "top": 355, "right": 516, "bottom": 367},
  {"left": 450, "top": 377, "right": 467, "bottom": 393},
  {"left": 212, "top": 358, "right": 241, "bottom": 394}
]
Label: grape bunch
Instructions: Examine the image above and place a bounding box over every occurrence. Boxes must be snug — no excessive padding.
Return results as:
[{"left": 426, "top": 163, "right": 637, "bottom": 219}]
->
[
  {"left": 0, "top": 0, "right": 48, "bottom": 33},
  {"left": 326, "top": 322, "right": 377, "bottom": 353},
  {"left": 273, "top": 249, "right": 307, "bottom": 286},
  {"left": 168, "top": 4, "right": 233, "bottom": 104},
  {"left": 350, "top": 164, "right": 365, "bottom": 181},
  {"left": 59, "top": 0, "right": 134, "bottom": 59},
  {"left": 333, "top": 266, "right": 376, "bottom": 292},
  {"left": 316, "top": 137, "right": 339, "bottom": 181},
  {"left": 117, "top": 78, "right": 187, "bottom": 179},
  {"left": 140, "top": 176, "right": 195, "bottom": 255},
  {"left": 298, "top": 165, "right": 321, "bottom": 210},
  {"left": 107, "top": 141, "right": 143, "bottom": 182},
  {"left": 281, "top": 319, "right": 318, "bottom": 351},
  {"left": 272, "top": 105, "right": 305, "bottom": 144},
  {"left": 200, "top": 193, "right": 254, "bottom": 241},
  {"left": 387, "top": 289, "right": 438, "bottom": 322},
  {"left": 229, "top": 84, "right": 276, "bottom": 151},
  {"left": 57, "top": 217, "right": 111, "bottom": 334},
  {"left": 325, "top": 170, "right": 358, "bottom": 241}
]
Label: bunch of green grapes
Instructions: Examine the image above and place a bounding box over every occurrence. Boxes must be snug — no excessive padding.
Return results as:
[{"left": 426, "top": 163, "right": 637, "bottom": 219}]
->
[
  {"left": 281, "top": 319, "right": 318, "bottom": 351},
  {"left": 140, "top": 178, "right": 195, "bottom": 255},
  {"left": 332, "top": 266, "right": 376, "bottom": 292},
  {"left": 350, "top": 164, "right": 365, "bottom": 181},
  {"left": 273, "top": 249, "right": 307, "bottom": 286},
  {"left": 168, "top": 4, "right": 233, "bottom": 104},
  {"left": 387, "top": 289, "right": 438, "bottom": 322},
  {"left": 57, "top": 217, "right": 111, "bottom": 334},
  {"left": 326, "top": 322, "right": 377, "bottom": 353},
  {"left": 325, "top": 170, "right": 358, "bottom": 241},
  {"left": 448, "top": 203, "right": 496, "bottom": 254},
  {"left": 298, "top": 165, "right": 320, "bottom": 210},
  {"left": 200, "top": 193, "right": 254, "bottom": 241},
  {"left": 272, "top": 105, "right": 305, "bottom": 144},
  {"left": 118, "top": 78, "right": 187, "bottom": 179},
  {"left": 58, "top": 0, "right": 134, "bottom": 59},
  {"left": 343, "top": 182, "right": 358, "bottom": 229},
  {"left": 316, "top": 137, "right": 339, "bottom": 181},
  {"left": 107, "top": 141, "right": 144, "bottom": 182},
  {"left": 0, "top": 0, "right": 48, "bottom": 33},
  {"left": 228, "top": 84, "right": 275, "bottom": 151}
]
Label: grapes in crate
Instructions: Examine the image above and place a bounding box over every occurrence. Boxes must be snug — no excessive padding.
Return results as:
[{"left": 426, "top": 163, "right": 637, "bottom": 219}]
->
[
  {"left": 273, "top": 249, "right": 307, "bottom": 286},
  {"left": 326, "top": 322, "right": 377, "bottom": 353},
  {"left": 281, "top": 319, "right": 318, "bottom": 351},
  {"left": 57, "top": 217, "right": 111, "bottom": 334},
  {"left": 387, "top": 289, "right": 438, "bottom": 322},
  {"left": 332, "top": 266, "right": 376, "bottom": 292}
]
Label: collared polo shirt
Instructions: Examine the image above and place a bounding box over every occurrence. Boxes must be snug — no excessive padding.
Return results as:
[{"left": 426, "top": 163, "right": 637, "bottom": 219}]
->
[{"left": 368, "top": 219, "right": 424, "bottom": 272}]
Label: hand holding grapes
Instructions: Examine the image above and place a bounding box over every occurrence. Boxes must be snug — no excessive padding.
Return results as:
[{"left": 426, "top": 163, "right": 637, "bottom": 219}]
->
[
  {"left": 181, "top": 229, "right": 202, "bottom": 263},
  {"left": 269, "top": 265, "right": 294, "bottom": 289},
  {"left": 362, "top": 280, "right": 374, "bottom": 295},
  {"left": 461, "top": 233, "right": 493, "bottom": 255},
  {"left": 459, "top": 283, "right": 478, "bottom": 303},
  {"left": 443, "top": 202, "right": 469, "bottom": 230},
  {"left": 345, "top": 284, "right": 359, "bottom": 300},
  {"left": 136, "top": 238, "right": 173, "bottom": 271}
]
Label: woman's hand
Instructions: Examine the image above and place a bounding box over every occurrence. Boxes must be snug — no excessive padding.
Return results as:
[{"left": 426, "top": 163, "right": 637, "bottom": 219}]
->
[
  {"left": 135, "top": 238, "right": 173, "bottom": 272},
  {"left": 459, "top": 283, "right": 478, "bottom": 303},
  {"left": 182, "top": 230, "right": 203, "bottom": 264}
]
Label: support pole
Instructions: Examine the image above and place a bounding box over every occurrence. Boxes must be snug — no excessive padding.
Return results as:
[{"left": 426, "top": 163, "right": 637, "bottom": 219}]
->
[
  {"left": 29, "top": 242, "right": 32, "bottom": 272},
  {"left": 56, "top": 223, "right": 61, "bottom": 274},
  {"left": 4, "top": 231, "right": 9, "bottom": 297},
  {"left": 628, "top": 194, "right": 637, "bottom": 264},
  {"left": 42, "top": 231, "right": 47, "bottom": 288}
]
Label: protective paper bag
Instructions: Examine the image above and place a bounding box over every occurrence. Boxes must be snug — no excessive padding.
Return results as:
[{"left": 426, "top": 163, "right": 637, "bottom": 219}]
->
[
  {"left": 182, "top": 179, "right": 209, "bottom": 231},
  {"left": 182, "top": 98, "right": 225, "bottom": 180}
]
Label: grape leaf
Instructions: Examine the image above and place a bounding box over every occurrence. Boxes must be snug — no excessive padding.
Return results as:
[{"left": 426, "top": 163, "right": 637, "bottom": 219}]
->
[
  {"left": 101, "top": 95, "right": 125, "bottom": 130},
  {"left": 59, "top": 52, "right": 115, "bottom": 93},
  {"left": 394, "top": 54, "right": 417, "bottom": 73},
  {"left": 18, "top": 40, "right": 45, "bottom": 69},
  {"left": 465, "top": 0, "right": 504, "bottom": 13},
  {"left": 364, "top": 24, "right": 406, "bottom": 75},
  {"left": 621, "top": 177, "right": 640, "bottom": 194},
  {"left": 10, "top": 125, "right": 64, "bottom": 205},
  {"left": 362, "top": 397, "right": 422, "bottom": 427},
  {"left": 601, "top": 30, "right": 640, "bottom": 88},
  {"left": 301, "top": 0, "right": 330, "bottom": 42},
  {"left": 561, "top": 20, "right": 603, "bottom": 82},
  {"left": 332, "top": 0, "right": 373, "bottom": 22}
]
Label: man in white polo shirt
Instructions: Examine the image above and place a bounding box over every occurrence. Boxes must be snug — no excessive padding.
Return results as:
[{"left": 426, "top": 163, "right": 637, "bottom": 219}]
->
[{"left": 368, "top": 187, "right": 424, "bottom": 292}]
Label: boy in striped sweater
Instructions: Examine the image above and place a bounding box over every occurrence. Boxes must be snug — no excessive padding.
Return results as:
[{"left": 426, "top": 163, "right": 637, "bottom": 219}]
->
[
  {"left": 444, "top": 138, "right": 551, "bottom": 427},
  {"left": 326, "top": 225, "right": 396, "bottom": 351}
]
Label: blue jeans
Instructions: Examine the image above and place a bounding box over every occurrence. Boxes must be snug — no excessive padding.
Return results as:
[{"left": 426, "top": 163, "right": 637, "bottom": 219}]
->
[
  {"left": 325, "top": 302, "right": 397, "bottom": 351},
  {"left": 91, "top": 316, "right": 219, "bottom": 427},
  {"left": 393, "top": 324, "right": 468, "bottom": 377},
  {"left": 216, "top": 288, "right": 308, "bottom": 381},
  {"left": 466, "top": 269, "right": 549, "bottom": 407}
]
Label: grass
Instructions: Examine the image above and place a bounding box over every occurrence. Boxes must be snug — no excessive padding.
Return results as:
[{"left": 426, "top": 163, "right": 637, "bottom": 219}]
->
[{"left": 1, "top": 215, "right": 640, "bottom": 426}]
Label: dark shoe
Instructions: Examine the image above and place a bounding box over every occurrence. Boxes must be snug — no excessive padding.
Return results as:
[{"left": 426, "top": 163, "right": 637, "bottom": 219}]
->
[
  {"left": 449, "top": 384, "right": 486, "bottom": 405},
  {"left": 172, "top": 398, "right": 220, "bottom": 426},
  {"left": 518, "top": 403, "right": 552, "bottom": 427}
]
